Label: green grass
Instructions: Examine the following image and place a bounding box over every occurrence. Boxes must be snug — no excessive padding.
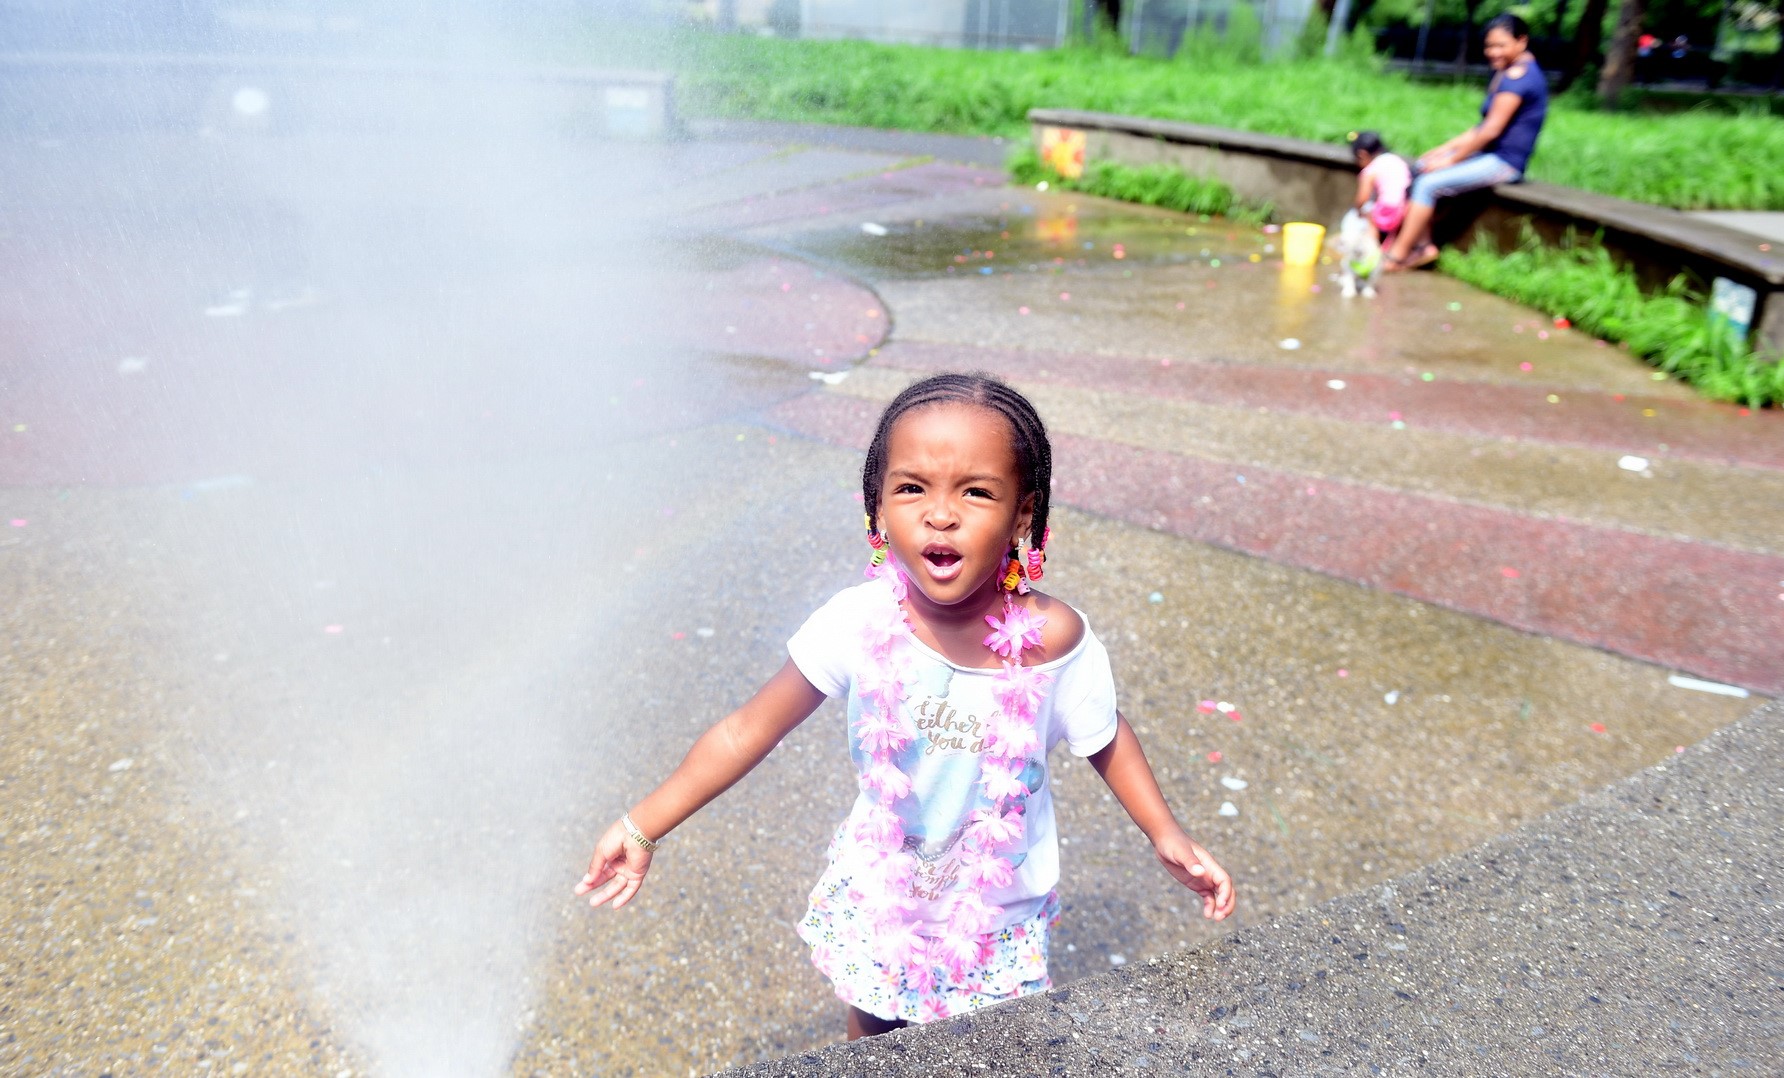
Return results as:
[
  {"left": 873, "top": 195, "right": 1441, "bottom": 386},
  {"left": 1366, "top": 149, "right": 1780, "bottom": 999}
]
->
[
  {"left": 557, "top": 26, "right": 1784, "bottom": 211},
  {"left": 1005, "top": 144, "right": 1275, "bottom": 226},
  {"left": 1440, "top": 230, "right": 1784, "bottom": 407}
]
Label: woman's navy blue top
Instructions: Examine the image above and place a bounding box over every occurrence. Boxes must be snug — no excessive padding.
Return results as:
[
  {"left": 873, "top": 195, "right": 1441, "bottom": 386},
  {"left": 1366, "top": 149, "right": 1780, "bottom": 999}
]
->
[{"left": 1479, "top": 59, "right": 1547, "bottom": 174}]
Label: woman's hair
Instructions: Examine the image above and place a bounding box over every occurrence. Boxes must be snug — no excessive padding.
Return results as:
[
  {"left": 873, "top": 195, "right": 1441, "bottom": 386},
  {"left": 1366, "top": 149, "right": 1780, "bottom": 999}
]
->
[
  {"left": 1483, "top": 13, "right": 1529, "bottom": 39},
  {"left": 1349, "top": 130, "right": 1387, "bottom": 156},
  {"left": 862, "top": 372, "right": 1052, "bottom": 548}
]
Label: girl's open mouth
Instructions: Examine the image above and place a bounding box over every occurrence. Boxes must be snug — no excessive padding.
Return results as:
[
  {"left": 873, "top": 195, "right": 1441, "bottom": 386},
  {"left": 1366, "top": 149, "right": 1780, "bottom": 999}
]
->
[{"left": 922, "top": 545, "right": 964, "bottom": 581}]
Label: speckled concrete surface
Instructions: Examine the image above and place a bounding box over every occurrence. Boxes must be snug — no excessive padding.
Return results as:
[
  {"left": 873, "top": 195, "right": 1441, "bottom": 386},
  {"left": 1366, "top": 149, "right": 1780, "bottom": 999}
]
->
[
  {"left": 6, "top": 108, "right": 1777, "bottom": 1078},
  {"left": 1, "top": 490, "right": 360, "bottom": 1077},
  {"left": 728, "top": 699, "right": 1784, "bottom": 1077}
]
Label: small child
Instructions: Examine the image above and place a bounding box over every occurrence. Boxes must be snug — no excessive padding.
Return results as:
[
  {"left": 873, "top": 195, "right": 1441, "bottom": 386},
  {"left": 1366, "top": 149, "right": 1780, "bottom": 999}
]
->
[
  {"left": 1350, "top": 130, "right": 1412, "bottom": 242},
  {"left": 577, "top": 372, "right": 1234, "bottom": 1040}
]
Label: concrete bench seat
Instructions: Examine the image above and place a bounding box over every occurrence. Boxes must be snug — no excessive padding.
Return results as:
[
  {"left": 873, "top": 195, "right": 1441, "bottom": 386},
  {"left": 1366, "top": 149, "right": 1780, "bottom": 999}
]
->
[{"left": 1028, "top": 107, "right": 1783, "bottom": 357}]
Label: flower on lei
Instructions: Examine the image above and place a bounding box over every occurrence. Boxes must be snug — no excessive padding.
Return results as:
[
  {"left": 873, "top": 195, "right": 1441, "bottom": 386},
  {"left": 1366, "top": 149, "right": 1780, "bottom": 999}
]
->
[
  {"left": 855, "top": 651, "right": 909, "bottom": 704},
  {"left": 964, "top": 804, "right": 1026, "bottom": 851},
  {"left": 933, "top": 933, "right": 980, "bottom": 980},
  {"left": 854, "top": 707, "right": 912, "bottom": 756},
  {"left": 874, "top": 922, "right": 928, "bottom": 976},
  {"left": 864, "top": 851, "right": 917, "bottom": 902},
  {"left": 854, "top": 801, "right": 905, "bottom": 851},
  {"left": 982, "top": 604, "right": 1046, "bottom": 659},
  {"left": 977, "top": 758, "right": 1030, "bottom": 802},
  {"left": 992, "top": 662, "right": 1052, "bottom": 722},
  {"left": 958, "top": 848, "right": 1015, "bottom": 890},
  {"left": 859, "top": 601, "right": 909, "bottom": 659},
  {"left": 863, "top": 758, "right": 914, "bottom": 800},
  {"left": 946, "top": 891, "right": 1002, "bottom": 937},
  {"left": 982, "top": 707, "right": 1040, "bottom": 760}
]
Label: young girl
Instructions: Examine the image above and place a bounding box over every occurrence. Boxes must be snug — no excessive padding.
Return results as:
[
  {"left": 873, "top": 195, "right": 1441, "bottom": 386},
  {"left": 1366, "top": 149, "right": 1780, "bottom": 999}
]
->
[
  {"left": 576, "top": 373, "right": 1234, "bottom": 1040},
  {"left": 1350, "top": 130, "right": 1412, "bottom": 242}
]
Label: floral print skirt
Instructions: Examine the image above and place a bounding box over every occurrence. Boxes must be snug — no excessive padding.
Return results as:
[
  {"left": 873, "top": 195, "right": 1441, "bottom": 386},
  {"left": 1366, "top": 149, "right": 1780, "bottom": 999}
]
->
[{"left": 796, "top": 861, "right": 1061, "bottom": 1023}]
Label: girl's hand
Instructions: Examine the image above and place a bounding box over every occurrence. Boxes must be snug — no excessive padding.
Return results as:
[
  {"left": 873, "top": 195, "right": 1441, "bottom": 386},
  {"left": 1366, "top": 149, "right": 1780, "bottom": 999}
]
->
[
  {"left": 1153, "top": 829, "right": 1235, "bottom": 921},
  {"left": 575, "top": 819, "right": 653, "bottom": 911}
]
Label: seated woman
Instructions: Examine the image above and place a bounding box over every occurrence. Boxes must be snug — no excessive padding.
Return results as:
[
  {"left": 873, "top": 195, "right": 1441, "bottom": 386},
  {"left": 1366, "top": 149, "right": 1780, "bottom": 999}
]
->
[{"left": 1386, "top": 14, "right": 1548, "bottom": 271}]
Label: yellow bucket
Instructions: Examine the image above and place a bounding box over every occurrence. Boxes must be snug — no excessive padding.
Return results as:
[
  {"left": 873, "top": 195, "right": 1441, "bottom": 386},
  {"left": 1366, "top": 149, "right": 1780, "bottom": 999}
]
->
[{"left": 1281, "top": 222, "right": 1327, "bottom": 266}]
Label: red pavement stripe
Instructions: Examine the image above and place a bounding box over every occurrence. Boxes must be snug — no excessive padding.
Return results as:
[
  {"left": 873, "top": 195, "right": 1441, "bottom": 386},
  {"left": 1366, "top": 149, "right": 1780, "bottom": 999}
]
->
[
  {"left": 877, "top": 340, "right": 1784, "bottom": 473},
  {"left": 765, "top": 391, "right": 1783, "bottom": 695}
]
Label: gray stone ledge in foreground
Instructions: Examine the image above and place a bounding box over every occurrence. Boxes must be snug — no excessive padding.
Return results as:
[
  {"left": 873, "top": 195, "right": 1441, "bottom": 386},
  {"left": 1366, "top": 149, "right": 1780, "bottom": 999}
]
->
[{"left": 731, "top": 700, "right": 1782, "bottom": 1076}]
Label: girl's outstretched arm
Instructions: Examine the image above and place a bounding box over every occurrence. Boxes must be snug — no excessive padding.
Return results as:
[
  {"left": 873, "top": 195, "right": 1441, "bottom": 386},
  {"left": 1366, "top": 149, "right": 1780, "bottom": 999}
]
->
[
  {"left": 1087, "top": 712, "right": 1236, "bottom": 921},
  {"left": 577, "top": 658, "right": 827, "bottom": 910}
]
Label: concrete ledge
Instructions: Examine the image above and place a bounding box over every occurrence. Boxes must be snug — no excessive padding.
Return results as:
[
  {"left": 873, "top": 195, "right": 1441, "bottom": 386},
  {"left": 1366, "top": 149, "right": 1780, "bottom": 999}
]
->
[
  {"left": 1029, "top": 108, "right": 1784, "bottom": 358},
  {"left": 0, "top": 52, "right": 676, "bottom": 138},
  {"left": 732, "top": 699, "right": 1782, "bottom": 1075}
]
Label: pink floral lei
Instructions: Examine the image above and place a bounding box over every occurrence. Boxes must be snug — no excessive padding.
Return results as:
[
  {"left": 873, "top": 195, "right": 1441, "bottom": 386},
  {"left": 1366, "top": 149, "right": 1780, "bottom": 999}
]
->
[{"left": 846, "top": 555, "right": 1053, "bottom": 988}]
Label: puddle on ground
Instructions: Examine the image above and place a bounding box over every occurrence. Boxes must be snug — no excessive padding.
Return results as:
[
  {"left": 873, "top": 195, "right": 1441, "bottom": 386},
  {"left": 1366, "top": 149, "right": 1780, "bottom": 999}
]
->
[{"left": 794, "top": 199, "right": 1284, "bottom": 281}]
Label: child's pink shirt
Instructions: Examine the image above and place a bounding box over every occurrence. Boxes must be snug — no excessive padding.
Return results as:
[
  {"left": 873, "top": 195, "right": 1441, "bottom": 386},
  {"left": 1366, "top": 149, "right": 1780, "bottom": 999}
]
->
[{"left": 1364, "top": 154, "right": 1412, "bottom": 207}]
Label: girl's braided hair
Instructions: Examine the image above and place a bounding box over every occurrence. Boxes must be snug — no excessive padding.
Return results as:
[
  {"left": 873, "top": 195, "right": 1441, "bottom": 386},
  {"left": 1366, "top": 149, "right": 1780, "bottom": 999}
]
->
[{"left": 862, "top": 372, "right": 1052, "bottom": 548}]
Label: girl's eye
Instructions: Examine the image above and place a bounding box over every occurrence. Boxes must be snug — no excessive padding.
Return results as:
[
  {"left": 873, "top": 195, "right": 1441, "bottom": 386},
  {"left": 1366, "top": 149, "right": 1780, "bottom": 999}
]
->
[
  {"left": 965, "top": 487, "right": 995, "bottom": 499},
  {"left": 893, "top": 483, "right": 922, "bottom": 495}
]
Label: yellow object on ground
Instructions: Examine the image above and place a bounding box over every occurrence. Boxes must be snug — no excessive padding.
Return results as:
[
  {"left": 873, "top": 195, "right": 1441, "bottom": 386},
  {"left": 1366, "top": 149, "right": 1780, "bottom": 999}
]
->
[{"left": 1282, "top": 222, "right": 1326, "bottom": 266}]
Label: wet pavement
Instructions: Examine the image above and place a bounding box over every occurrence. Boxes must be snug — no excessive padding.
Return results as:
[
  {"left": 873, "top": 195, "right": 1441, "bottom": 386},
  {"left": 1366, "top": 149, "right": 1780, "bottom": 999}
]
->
[{"left": 3, "top": 89, "right": 1779, "bottom": 1078}]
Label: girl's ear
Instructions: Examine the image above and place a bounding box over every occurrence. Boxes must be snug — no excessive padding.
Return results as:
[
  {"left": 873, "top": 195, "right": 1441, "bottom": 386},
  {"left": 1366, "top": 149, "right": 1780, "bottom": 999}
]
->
[{"left": 1013, "top": 492, "right": 1036, "bottom": 545}]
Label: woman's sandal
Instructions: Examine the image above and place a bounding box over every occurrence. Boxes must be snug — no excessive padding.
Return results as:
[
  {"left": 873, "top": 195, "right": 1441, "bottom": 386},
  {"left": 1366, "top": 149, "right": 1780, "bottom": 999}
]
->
[{"left": 1385, "top": 244, "right": 1440, "bottom": 272}]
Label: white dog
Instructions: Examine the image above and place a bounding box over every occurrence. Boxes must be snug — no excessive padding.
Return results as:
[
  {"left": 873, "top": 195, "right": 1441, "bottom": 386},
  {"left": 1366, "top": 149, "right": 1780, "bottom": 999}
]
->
[{"left": 1336, "top": 209, "right": 1383, "bottom": 299}]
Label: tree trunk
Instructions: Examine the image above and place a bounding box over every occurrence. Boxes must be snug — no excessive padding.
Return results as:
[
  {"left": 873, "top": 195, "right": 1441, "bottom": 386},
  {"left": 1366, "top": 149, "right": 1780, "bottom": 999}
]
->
[
  {"left": 1455, "top": 0, "right": 1479, "bottom": 70},
  {"left": 1596, "top": 0, "right": 1646, "bottom": 107},
  {"left": 1559, "top": 0, "right": 1610, "bottom": 91}
]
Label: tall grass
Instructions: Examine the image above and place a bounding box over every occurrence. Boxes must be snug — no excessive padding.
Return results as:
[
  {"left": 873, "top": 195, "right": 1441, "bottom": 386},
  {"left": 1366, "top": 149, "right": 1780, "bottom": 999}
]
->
[
  {"left": 556, "top": 27, "right": 1784, "bottom": 211},
  {"left": 1440, "top": 230, "right": 1784, "bottom": 407}
]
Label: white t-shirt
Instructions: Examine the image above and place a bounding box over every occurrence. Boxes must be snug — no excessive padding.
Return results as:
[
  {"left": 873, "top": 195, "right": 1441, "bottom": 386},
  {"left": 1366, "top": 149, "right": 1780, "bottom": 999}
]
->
[{"left": 788, "top": 577, "right": 1119, "bottom": 932}]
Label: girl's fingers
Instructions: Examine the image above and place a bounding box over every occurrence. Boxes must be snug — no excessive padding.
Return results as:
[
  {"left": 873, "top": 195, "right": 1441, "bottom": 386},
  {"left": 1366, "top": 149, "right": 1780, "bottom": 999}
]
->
[
  {"left": 609, "top": 875, "right": 643, "bottom": 911},
  {"left": 574, "top": 864, "right": 608, "bottom": 896},
  {"left": 587, "top": 871, "right": 642, "bottom": 910},
  {"left": 585, "top": 875, "right": 625, "bottom": 908},
  {"left": 575, "top": 849, "right": 618, "bottom": 895}
]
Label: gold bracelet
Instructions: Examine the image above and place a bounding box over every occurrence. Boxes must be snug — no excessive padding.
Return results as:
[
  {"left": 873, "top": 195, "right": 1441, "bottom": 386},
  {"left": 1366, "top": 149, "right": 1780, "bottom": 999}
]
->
[{"left": 621, "top": 813, "right": 660, "bottom": 852}]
